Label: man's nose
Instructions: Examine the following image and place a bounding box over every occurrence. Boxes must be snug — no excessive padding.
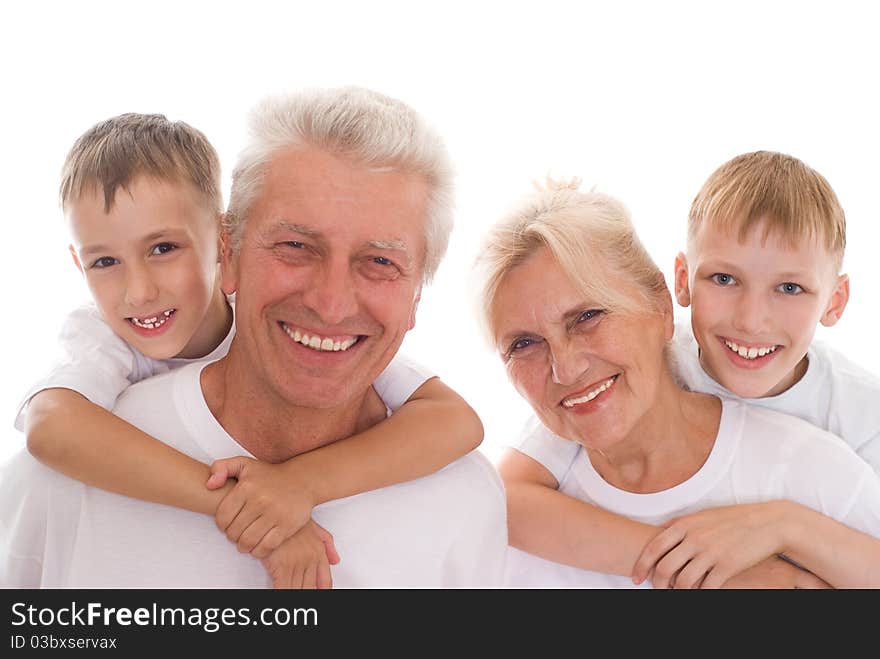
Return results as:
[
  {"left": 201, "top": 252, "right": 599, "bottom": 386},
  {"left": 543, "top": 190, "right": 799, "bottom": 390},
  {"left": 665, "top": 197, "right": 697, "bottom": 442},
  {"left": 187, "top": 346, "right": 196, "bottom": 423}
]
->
[
  {"left": 124, "top": 263, "right": 160, "bottom": 308},
  {"left": 550, "top": 340, "right": 591, "bottom": 386},
  {"left": 301, "top": 259, "right": 359, "bottom": 326}
]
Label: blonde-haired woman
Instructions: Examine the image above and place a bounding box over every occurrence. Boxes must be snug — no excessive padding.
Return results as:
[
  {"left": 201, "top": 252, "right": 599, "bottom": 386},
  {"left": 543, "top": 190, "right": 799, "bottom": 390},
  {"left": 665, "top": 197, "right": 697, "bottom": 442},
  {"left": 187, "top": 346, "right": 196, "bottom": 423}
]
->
[{"left": 475, "top": 179, "right": 880, "bottom": 588}]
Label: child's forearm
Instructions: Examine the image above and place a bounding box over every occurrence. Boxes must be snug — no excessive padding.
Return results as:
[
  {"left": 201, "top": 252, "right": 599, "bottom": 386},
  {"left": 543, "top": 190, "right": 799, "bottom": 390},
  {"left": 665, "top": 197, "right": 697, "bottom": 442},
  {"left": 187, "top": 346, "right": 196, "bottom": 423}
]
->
[
  {"left": 283, "top": 379, "right": 483, "bottom": 505},
  {"left": 778, "top": 501, "right": 880, "bottom": 588},
  {"left": 506, "top": 481, "right": 659, "bottom": 576},
  {"left": 26, "top": 388, "right": 229, "bottom": 515}
]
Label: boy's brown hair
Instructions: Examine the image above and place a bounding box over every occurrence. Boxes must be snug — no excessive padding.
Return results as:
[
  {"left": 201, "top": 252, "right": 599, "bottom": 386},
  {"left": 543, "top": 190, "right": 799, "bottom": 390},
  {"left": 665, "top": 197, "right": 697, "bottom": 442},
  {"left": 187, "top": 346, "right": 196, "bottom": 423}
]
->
[
  {"left": 59, "top": 112, "right": 222, "bottom": 214},
  {"left": 688, "top": 150, "right": 846, "bottom": 271}
]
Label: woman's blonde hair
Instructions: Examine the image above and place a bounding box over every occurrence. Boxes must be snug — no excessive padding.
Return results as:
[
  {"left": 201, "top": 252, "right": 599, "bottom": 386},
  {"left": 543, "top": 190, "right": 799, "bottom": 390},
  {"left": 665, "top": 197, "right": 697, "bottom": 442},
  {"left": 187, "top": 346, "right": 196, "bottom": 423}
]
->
[{"left": 474, "top": 178, "right": 666, "bottom": 345}]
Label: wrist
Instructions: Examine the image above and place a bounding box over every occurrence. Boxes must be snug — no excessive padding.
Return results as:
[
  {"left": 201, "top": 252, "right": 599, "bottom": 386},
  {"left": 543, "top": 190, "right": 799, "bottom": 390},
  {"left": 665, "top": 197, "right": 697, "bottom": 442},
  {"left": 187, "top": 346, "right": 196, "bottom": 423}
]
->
[{"left": 280, "top": 458, "right": 323, "bottom": 506}]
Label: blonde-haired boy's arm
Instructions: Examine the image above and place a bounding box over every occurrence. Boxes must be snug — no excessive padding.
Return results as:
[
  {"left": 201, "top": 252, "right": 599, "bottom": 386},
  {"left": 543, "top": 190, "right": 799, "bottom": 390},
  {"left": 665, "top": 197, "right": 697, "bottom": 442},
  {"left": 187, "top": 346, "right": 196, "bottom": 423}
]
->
[
  {"left": 498, "top": 447, "right": 659, "bottom": 576},
  {"left": 499, "top": 448, "right": 831, "bottom": 587},
  {"left": 209, "top": 376, "right": 484, "bottom": 557},
  {"left": 634, "top": 500, "right": 880, "bottom": 589},
  {"left": 25, "top": 388, "right": 230, "bottom": 514}
]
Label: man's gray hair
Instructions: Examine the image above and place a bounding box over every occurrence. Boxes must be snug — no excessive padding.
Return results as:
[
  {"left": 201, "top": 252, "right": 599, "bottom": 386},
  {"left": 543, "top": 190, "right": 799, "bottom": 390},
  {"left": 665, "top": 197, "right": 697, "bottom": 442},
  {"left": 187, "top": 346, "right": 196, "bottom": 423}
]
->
[{"left": 224, "top": 86, "right": 455, "bottom": 283}]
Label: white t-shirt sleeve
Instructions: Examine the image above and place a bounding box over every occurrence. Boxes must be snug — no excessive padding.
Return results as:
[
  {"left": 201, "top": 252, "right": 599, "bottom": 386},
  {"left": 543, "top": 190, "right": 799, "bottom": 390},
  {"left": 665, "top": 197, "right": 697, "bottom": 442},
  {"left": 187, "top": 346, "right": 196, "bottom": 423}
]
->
[
  {"left": 13, "top": 305, "right": 136, "bottom": 431},
  {"left": 372, "top": 352, "right": 435, "bottom": 411},
  {"left": 513, "top": 414, "right": 581, "bottom": 486}
]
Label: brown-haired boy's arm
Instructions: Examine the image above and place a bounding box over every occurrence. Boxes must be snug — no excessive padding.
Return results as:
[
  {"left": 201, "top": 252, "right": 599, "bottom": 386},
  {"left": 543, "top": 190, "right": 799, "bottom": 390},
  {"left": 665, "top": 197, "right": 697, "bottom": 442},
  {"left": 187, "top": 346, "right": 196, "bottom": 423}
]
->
[
  {"left": 25, "top": 388, "right": 231, "bottom": 515},
  {"left": 209, "top": 376, "right": 484, "bottom": 557}
]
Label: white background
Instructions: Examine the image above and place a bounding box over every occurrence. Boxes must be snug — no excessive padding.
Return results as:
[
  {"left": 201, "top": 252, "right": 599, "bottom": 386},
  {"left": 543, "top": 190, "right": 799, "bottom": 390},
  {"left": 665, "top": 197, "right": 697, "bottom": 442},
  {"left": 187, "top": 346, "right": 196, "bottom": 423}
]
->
[{"left": 1, "top": 0, "right": 878, "bottom": 468}]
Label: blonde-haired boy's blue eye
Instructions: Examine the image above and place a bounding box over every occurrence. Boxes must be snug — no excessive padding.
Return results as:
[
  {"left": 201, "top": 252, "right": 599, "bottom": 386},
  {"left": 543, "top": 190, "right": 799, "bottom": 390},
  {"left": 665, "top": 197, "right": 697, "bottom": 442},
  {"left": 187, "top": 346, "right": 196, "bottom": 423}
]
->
[
  {"left": 711, "top": 273, "right": 736, "bottom": 286},
  {"left": 777, "top": 282, "right": 804, "bottom": 295}
]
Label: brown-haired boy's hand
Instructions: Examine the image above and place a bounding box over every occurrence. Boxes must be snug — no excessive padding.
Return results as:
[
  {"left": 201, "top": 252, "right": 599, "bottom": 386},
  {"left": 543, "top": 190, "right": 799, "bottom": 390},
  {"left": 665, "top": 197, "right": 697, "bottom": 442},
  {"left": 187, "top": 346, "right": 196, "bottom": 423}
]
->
[
  {"left": 261, "top": 519, "right": 340, "bottom": 589},
  {"left": 207, "top": 456, "right": 315, "bottom": 558}
]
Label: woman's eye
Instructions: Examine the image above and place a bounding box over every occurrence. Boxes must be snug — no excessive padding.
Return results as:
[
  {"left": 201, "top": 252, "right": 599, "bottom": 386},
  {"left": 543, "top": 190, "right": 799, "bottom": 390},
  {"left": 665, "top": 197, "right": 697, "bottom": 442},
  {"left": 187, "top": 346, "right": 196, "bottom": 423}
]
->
[
  {"left": 506, "top": 337, "right": 537, "bottom": 357},
  {"left": 711, "top": 273, "right": 736, "bottom": 286},
  {"left": 778, "top": 282, "right": 804, "bottom": 295},
  {"left": 90, "top": 256, "right": 118, "bottom": 269},
  {"left": 150, "top": 242, "right": 176, "bottom": 256}
]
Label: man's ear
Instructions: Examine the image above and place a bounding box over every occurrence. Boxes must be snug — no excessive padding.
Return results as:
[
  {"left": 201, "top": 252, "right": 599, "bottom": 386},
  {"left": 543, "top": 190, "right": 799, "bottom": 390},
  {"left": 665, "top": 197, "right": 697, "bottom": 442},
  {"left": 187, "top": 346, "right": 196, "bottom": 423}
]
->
[
  {"left": 219, "top": 229, "right": 238, "bottom": 295},
  {"left": 69, "top": 245, "right": 84, "bottom": 275},
  {"left": 408, "top": 286, "right": 422, "bottom": 330},
  {"left": 673, "top": 252, "right": 691, "bottom": 307},
  {"left": 820, "top": 273, "right": 850, "bottom": 327}
]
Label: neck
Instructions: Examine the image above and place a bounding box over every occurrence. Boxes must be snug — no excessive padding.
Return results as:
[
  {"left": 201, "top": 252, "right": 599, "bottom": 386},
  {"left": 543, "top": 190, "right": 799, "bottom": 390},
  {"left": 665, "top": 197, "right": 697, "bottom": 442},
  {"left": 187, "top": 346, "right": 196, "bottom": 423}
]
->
[
  {"left": 177, "top": 283, "right": 233, "bottom": 359},
  {"left": 200, "top": 346, "right": 387, "bottom": 463},
  {"left": 586, "top": 368, "right": 721, "bottom": 493}
]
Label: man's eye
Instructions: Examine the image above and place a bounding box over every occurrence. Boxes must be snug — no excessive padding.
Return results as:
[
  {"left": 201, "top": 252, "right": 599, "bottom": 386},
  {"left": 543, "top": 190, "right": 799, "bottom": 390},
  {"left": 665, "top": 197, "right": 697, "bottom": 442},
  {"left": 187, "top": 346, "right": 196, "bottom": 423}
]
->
[
  {"left": 283, "top": 240, "right": 305, "bottom": 249},
  {"left": 150, "top": 242, "right": 176, "bottom": 256},
  {"left": 711, "top": 273, "right": 736, "bottom": 286},
  {"left": 90, "top": 257, "right": 118, "bottom": 269},
  {"left": 373, "top": 256, "right": 392, "bottom": 266},
  {"left": 778, "top": 282, "right": 804, "bottom": 295}
]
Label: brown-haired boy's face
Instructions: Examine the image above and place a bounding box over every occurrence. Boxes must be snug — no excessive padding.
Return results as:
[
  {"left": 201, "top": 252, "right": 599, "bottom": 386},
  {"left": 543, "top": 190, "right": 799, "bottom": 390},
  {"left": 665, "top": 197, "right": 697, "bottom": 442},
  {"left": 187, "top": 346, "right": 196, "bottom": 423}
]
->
[
  {"left": 66, "top": 176, "right": 226, "bottom": 360},
  {"left": 675, "top": 217, "right": 849, "bottom": 398}
]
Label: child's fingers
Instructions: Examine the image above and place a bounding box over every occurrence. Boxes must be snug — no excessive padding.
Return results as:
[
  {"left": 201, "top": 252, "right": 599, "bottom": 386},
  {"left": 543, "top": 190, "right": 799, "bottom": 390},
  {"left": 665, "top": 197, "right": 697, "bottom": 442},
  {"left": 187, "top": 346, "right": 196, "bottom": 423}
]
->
[
  {"left": 317, "top": 560, "right": 333, "bottom": 589},
  {"left": 236, "top": 517, "right": 274, "bottom": 554},
  {"left": 631, "top": 527, "right": 685, "bottom": 584},
  {"left": 303, "top": 563, "right": 318, "bottom": 590},
  {"left": 210, "top": 456, "right": 252, "bottom": 483},
  {"left": 313, "top": 522, "right": 341, "bottom": 564},
  {"left": 251, "top": 528, "right": 284, "bottom": 559},
  {"left": 214, "top": 490, "right": 246, "bottom": 533},
  {"left": 205, "top": 463, "right": 230, "bottom": 490}
]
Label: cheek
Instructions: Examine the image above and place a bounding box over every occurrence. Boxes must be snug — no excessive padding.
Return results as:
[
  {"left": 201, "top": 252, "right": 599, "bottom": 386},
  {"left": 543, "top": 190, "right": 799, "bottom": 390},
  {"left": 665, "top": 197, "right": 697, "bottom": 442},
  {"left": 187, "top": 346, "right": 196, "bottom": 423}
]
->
[{"left": 506, "top": 359, "right": 546, "bottom": 406}]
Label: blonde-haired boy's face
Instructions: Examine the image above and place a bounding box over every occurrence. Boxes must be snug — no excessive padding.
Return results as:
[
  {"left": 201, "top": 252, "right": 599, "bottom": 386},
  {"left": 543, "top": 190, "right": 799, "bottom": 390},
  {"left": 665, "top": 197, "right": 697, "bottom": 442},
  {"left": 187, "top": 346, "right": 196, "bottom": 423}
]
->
[
  {"left": 675, "top": 217, "right": 849, "bottom": 398},
  {"left": 67, "top": 176, "right": 225, "bottom": 360}
]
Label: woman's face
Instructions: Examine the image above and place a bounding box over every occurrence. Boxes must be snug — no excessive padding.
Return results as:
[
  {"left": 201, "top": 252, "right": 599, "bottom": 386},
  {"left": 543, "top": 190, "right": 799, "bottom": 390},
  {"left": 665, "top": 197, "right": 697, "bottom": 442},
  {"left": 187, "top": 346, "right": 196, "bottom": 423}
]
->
[{"left": 491, "top": 247, "right": 673, "bottom": 451}]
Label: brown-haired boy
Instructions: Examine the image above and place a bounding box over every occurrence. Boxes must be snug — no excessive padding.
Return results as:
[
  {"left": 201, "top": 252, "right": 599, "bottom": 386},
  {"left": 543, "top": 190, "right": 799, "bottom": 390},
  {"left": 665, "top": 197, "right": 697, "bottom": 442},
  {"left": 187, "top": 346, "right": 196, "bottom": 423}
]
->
[{"left": 14, "top": 112, "right": 484, "bottom": 588}]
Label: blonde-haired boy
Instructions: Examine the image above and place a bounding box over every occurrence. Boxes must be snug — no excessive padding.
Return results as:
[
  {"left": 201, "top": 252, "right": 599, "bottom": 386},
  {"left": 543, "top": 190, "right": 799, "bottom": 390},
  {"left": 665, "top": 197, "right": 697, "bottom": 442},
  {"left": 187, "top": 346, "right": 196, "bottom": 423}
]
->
[
  {"left": 672, "top": 150, "right": 880, "bottom": 471},
  {"left": 496, "top": 151, "right": 880, "bottom": 588}
]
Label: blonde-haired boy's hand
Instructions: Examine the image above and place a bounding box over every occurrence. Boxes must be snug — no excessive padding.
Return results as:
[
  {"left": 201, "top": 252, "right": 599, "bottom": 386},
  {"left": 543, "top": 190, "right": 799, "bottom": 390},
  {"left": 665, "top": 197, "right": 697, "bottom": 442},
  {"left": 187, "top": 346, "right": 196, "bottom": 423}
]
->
[
  {"left": 262, "top": 519, "right": 340, "bottom": 589},
  {"left": 207, "top": 456, "right": 315, "bottom": 558},
  {"left": 631, "top": 501, "right": 790, "bottom": 589}
]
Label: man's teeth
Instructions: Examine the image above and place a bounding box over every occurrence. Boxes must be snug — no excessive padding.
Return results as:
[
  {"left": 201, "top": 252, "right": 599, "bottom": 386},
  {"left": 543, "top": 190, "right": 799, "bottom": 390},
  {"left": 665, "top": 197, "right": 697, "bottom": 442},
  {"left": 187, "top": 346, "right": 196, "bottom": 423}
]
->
[
  {"left": 725, "top": 340, "right": 777, "bottom": 360},
  {"left": 562, "top": 376, "right": 617, "bottom": 408},
  {"left": 130, "top": 310, "right": 173, "bottom": 329},
  {"left": 283, "top": 325, "right": 358, "bottom": 352}
]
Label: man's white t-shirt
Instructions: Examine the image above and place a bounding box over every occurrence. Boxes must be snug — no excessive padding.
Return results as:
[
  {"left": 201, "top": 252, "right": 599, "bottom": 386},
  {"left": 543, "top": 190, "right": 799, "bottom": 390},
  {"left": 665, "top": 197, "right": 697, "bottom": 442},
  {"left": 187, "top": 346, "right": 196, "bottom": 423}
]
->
[
  {"left": 14, "top": 303, "right": 431, "bottom": 430},
  {"left": 2, "top": 361, "right": 509, "bottom": 588},
  {"left": 506, "top": 399, "right": 880, "bottom": 588}
]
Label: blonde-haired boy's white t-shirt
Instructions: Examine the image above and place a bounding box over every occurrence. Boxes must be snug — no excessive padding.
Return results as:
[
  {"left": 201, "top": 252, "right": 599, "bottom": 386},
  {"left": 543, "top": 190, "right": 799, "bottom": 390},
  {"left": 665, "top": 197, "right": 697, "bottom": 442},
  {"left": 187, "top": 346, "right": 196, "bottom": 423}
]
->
[
  {"left": 669, "top": 320, "right": 880, "bottom": 474},
  {"left": 506, "top": 399, "right": 880, "bottom": 588},
  {"left": 14, "top": 303, "right": 432, "bottom": 431},
  {"left": 1, "top": 362, "right": 509, "bottom": 587}
]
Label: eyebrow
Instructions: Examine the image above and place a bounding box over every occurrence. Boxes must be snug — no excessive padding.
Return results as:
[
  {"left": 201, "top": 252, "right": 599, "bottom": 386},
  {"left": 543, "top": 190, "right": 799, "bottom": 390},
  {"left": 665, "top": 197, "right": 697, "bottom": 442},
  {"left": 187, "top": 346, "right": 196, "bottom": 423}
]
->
[
  {"left": 268, "top": 221, "right": 414, "bottom": 266},
  {"left": 79, "top": 229, "right": 184, "bottom": 257},
  {"left": 497, "top": 304, "right": 590, "bottom": 347}
]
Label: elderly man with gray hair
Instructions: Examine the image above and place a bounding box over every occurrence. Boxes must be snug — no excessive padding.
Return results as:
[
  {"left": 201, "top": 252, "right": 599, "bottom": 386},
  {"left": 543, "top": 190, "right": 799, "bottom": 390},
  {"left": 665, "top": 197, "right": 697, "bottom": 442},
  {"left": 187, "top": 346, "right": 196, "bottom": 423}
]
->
[{"left": 0, "top": 87, "right": 508, "bottom": 588}]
